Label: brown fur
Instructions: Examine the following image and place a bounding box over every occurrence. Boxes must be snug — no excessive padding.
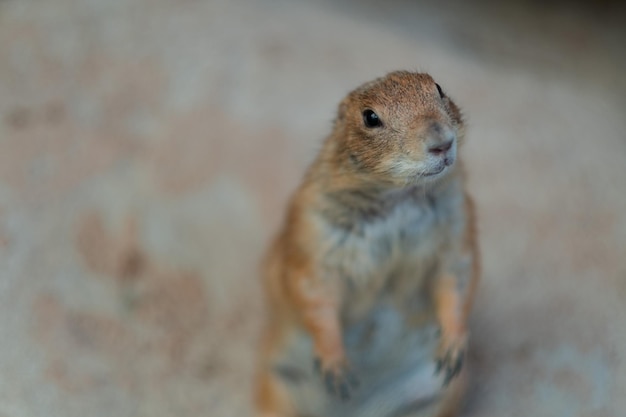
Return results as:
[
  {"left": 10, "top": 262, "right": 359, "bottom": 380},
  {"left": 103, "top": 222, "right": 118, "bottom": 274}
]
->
[{"left": 255, "top": 71, "right": 480, "bottom": 417}]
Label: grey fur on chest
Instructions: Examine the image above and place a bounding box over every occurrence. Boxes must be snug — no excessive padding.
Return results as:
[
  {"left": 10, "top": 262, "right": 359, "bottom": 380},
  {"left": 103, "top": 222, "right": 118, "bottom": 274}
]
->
[{"left": 316, "top": 183, "right": 465, "bottom": 302}]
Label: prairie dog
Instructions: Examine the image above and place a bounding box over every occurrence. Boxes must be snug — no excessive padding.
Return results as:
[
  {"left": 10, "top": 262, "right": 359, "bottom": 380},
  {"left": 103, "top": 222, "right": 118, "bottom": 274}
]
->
[{"left": 255, "top": 71, "right": 480, "bottom": 417}]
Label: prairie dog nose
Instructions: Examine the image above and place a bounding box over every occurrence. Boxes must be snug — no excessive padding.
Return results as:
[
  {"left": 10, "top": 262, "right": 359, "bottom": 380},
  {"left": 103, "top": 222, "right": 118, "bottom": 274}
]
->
[
  {"left": 426, "top": 121, "right": 455, "bottom": 155},
  {"left": 428, "top": 140, "right": 453, "bottom": 155}
]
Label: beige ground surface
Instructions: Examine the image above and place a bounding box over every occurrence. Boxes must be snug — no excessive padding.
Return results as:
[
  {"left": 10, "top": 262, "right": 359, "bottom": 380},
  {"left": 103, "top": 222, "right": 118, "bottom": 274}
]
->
[{"left": 1, "top": 0, "right": 625, "bottom": 416}]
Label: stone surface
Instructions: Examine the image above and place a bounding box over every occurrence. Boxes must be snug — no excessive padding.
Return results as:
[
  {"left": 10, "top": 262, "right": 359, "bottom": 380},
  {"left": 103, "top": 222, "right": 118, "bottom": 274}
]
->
[{"left": 0, "top": 0, "right": 625, "bottom": 416}]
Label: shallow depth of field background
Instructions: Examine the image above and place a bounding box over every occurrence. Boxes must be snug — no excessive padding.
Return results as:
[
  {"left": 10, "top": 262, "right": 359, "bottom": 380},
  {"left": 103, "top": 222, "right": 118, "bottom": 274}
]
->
[{"left": 1, "top": 0, "right": 625, "bottom": 416}]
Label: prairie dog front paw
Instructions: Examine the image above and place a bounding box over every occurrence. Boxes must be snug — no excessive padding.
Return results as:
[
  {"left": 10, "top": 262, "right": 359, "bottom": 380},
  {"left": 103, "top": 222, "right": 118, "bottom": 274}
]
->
[
  {"left": 313, "top": 355, "right": 359, "bottom": 400},
  {"left": 435, "top": 330, "right": 467, "bottom": 386}
]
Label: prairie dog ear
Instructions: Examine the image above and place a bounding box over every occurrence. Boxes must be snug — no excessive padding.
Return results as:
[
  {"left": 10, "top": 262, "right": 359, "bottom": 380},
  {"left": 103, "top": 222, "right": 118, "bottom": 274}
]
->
[{"left": 336, "top": 97, "right": 349, "bottom": 122}]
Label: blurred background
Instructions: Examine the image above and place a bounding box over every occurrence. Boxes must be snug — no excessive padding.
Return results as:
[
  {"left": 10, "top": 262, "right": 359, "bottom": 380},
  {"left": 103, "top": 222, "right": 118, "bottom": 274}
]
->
[{"left": 1, "top": 0, "right": 625, "bottom": 416}]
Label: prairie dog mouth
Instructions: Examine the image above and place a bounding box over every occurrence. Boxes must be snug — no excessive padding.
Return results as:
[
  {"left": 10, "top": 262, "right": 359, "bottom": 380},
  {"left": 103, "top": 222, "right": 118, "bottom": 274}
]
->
[{"left": 422, "top": 165, "right": 446, "bottom": 177}]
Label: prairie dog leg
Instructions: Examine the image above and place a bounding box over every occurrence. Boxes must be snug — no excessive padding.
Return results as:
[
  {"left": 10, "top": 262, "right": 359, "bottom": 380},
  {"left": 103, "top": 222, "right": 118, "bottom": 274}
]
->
[
  {"left": 296, "top": 278, "right": 358, "bottom": 399},
  {"left": 255, "top": 368, "right": 296, "bottom": 417},
  {"left": 433, "top": 274, "right": 467, "bottom": 386}
]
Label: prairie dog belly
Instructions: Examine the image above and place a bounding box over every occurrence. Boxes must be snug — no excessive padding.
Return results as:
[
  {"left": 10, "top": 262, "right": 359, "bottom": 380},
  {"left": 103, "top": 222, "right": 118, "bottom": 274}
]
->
[{"left": 273, "top": 300, "right": 444, "bottom": 417}]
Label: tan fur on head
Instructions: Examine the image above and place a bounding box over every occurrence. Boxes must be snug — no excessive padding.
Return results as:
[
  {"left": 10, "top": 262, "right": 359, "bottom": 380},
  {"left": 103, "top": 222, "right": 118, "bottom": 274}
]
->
[{"left": 329, "top": 71, "right": 465, "bottom": 187}]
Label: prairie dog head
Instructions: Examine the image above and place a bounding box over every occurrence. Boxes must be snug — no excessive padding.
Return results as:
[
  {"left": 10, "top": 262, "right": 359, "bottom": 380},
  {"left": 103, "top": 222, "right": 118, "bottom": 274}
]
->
[{"left": 334, "top": 71, "right": 465, "bottom": 187}]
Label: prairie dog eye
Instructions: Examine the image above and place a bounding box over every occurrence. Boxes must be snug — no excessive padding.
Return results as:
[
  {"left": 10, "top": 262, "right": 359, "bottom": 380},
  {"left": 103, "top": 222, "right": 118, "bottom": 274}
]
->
[
  {"left": 362, "top": 109, "right": 382, "bottom": 128},
  {"left": 435, "top": 83, "right": 445, "bottom": 99}
]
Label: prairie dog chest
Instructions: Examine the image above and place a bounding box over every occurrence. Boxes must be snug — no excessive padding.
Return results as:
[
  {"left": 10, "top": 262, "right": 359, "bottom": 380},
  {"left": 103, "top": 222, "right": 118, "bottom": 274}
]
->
[{"left": 318, "top": 185, "right": 464, "bottom": 302}]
